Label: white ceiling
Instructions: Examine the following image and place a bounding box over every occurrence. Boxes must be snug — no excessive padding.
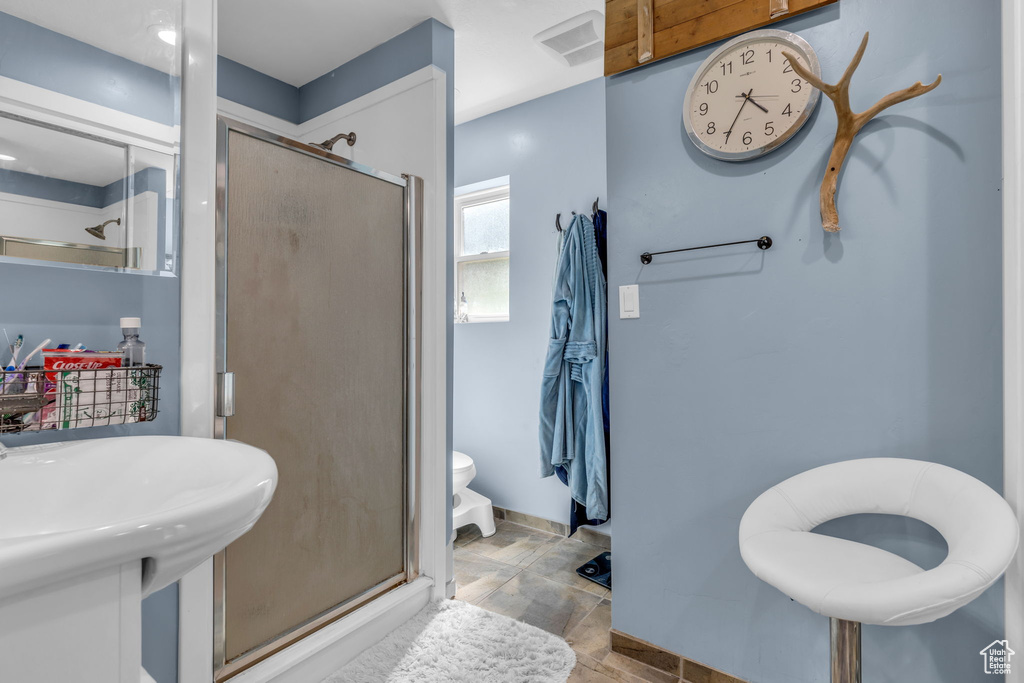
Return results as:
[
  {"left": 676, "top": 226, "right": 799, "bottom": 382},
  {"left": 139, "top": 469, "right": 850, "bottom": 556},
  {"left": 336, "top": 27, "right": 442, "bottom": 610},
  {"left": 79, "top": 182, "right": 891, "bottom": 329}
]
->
[
  {"left": 1, "top": 0, "right": 181, "bottom": 75},
  {"left": 0, "top": 116, "right": 128, "bottom": 186},
  {"left": 217, "top": 0, "right": 604, "bottom": 123}
]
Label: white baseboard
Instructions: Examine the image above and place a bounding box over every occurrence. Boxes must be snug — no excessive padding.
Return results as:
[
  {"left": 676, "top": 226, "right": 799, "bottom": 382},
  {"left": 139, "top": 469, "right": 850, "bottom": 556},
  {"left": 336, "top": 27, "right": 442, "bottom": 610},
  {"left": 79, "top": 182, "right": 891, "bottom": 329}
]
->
[{"left": 228, "top": 578, "right": 434, "bottom": 683}]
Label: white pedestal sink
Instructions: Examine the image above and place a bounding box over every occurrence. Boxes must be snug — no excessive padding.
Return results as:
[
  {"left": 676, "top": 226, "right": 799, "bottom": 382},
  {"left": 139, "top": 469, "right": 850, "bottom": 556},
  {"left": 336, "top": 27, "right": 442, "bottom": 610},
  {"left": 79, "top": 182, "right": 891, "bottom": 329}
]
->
[{"left": 0, "top": 435, "right": 277, "bottom": 683}]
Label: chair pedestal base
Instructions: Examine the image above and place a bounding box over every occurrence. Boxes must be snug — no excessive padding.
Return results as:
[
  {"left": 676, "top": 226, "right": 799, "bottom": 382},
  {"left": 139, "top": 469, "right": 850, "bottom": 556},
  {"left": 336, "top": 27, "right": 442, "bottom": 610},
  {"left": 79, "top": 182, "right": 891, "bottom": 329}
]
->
[{"left": 830, "top": 618, "right": 861, "bottom": 683}]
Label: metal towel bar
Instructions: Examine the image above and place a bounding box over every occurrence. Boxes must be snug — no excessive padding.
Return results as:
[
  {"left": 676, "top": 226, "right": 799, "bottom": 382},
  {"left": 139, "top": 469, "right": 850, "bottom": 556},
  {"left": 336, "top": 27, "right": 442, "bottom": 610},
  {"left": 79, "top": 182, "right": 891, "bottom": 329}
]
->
[{"left": 640, "top": 235, "right": 773, "bottom": 264}]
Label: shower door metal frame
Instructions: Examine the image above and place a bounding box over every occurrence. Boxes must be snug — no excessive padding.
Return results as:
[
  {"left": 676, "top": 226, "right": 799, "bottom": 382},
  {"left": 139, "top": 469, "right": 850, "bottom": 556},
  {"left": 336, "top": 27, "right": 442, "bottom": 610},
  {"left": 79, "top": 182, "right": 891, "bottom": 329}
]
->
[{"left": 211, "top": 116, "right": 422, "bottom": 681}]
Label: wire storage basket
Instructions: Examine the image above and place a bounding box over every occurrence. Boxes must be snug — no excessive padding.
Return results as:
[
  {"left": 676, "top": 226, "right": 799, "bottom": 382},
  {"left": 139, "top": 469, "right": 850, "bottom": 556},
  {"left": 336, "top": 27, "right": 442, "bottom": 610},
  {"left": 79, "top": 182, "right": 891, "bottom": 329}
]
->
[{"left": 0, "top": 365, "right": 161, "bottom": 433}]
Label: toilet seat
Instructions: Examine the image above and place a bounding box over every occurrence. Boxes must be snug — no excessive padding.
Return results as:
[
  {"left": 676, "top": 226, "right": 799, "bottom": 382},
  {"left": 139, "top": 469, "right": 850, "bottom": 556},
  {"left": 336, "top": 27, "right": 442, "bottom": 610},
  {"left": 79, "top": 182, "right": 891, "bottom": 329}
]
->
[{"left": 453, "top": 450, "right": 474, "bottom": 474}]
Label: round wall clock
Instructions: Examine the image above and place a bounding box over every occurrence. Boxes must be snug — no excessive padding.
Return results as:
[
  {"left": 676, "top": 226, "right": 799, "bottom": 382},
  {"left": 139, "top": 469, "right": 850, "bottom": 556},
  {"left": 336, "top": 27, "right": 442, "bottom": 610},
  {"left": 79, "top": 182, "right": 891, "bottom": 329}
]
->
[{"left": 682, "top": 29, "right": 821, "bottom": 161}]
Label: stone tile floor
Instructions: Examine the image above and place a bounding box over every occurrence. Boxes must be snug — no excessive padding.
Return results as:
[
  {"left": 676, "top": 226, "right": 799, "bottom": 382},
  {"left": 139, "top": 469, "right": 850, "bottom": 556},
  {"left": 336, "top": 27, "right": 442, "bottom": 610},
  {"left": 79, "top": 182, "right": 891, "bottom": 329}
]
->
[{"left": 455, "top": 519, "right": 680, "bottom": 683}]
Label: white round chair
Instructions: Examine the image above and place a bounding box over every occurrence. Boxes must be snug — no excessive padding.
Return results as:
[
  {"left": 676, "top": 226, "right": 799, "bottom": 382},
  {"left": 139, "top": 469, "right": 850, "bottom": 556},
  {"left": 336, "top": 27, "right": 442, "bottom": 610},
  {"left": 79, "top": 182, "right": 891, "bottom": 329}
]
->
[{"left": 739, "top": 458, "right": 1019, "bottom": 683}]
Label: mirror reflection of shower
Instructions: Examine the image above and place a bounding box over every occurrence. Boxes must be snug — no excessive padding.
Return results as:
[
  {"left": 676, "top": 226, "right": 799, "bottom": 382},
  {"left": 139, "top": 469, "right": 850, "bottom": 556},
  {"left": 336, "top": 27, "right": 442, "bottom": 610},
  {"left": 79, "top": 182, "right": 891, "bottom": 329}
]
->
[{"left": 85, "top": 217, "right": 121, "bottom": 240}]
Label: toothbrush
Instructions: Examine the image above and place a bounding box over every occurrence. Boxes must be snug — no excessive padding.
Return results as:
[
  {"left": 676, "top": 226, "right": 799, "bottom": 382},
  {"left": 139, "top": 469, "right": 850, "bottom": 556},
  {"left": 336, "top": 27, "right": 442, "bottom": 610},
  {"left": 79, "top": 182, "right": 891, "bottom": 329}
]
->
[
  {"left": 5, "top": 333, "right": 21, "bottom": 370},
  {"left": 15, "top": 339, "right": 50, "bottom": 372},
  {"left": 2, "top": 336, "right": 35, "bottom": 394},
  {"left": 2, "top": 337, "right": 50, "bottom": 394}
]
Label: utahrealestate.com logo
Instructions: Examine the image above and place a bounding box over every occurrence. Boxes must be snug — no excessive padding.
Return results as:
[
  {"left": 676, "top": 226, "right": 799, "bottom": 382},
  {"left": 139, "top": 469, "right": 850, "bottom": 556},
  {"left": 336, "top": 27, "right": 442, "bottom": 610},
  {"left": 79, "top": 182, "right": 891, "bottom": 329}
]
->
[{"left": 980, "top": 640, "right": 1015, "bottom": 675}]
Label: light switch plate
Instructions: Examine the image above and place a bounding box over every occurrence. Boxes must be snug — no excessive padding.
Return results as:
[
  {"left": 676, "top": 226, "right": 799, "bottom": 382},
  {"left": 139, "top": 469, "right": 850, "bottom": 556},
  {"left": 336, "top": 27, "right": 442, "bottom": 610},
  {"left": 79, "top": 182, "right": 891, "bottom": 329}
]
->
[{"left": 619, "top": 284, "right": 639, "bottom": 319}]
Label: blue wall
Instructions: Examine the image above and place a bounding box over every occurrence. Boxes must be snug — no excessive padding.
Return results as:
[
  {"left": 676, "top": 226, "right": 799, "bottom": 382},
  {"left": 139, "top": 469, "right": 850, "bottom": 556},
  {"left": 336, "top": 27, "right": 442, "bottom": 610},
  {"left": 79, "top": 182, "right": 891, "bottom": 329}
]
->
[
  {"left": 454, "top": 78, "right": 608, "bottom": 528},
  {"left": 0, "top": 169, "right": 108, "bottom": 207},
  {"left": 1, "top": 166, "right": 168, "bottom": 209},
  {"left": 218, "top": 56, "right": 301, "bottom": 124},
  {"left": 605, "top": 2, "right": 1002, "bottom": 682},
  {"left": 0, "top": 11, "right": 179, "bottom": 126},
  {"left": 216, "top": 19, "right": 454, "bottom": 128},
  {"left": 301, "top": 19, "right": 451, "bottom": 122}
]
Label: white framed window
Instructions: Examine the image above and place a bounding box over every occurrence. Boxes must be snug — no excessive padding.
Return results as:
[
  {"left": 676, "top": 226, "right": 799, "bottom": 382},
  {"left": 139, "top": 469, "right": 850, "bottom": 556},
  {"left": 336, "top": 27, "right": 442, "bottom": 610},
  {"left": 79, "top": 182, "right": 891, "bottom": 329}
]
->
[{"left": 454, "top": 184, "right": 510, "bottom": 323}]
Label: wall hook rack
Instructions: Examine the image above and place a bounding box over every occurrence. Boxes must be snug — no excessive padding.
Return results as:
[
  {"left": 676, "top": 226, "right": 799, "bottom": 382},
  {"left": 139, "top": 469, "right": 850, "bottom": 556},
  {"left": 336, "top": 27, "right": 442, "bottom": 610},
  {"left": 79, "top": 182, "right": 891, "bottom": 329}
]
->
[
  {"left": 555, "top": 210, "right": 577, "bottom": 232},
  {"left": 640, "top": 235, "right": 773, "bottom": 264}
]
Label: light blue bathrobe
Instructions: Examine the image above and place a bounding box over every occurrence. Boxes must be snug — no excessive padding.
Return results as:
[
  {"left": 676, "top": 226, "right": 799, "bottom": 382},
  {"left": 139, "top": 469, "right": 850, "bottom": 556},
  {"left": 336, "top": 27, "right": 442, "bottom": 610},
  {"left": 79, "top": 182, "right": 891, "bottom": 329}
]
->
[{"left": 539, "top": 214, "right": 608, "bottom": 521}]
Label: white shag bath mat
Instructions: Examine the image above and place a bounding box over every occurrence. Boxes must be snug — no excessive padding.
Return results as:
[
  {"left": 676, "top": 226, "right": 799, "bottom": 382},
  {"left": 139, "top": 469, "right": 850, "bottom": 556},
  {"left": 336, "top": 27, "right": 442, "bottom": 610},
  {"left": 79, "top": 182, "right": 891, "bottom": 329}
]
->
[{"left": 322, "top": 599, "right": 576, "bottom": 683}]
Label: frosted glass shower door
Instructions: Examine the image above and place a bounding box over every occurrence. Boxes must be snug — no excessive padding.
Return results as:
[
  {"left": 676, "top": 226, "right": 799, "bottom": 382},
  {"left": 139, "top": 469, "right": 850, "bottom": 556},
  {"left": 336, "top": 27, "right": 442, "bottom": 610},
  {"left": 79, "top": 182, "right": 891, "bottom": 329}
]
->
[{"left": 214, "top": 120, "right": 412, "bottom": 678}]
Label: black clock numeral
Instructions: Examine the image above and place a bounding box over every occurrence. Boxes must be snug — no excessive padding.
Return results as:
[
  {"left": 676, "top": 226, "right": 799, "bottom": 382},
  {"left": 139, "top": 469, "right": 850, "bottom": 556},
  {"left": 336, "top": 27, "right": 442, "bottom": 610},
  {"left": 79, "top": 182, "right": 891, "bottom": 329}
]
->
[
  {"left": 791, "top": 79, "right": 802, "bottom": 93},
  {"left": 783, "top": 59, "right": 794, "bottom": 74},
  {"left": 699, "top": 102, "right": 709, "bottom": 116},
  {"left": 704, "top": 80, "right": 719, "bottom": 94},
  {"left": 724, "top": 130, "right": 731, "bottom": 143},
  {"left": 720, "top": 61, "right": 732, "bottom": 75},
  {"left": 707, "top": 121, "right": 716, "bottom": 135},
  {"left": 742, "top": 131, "right": 752, "bottom": 146},
  {"left": 766, "top": 48, "right": 772, "bottom": 62},
  {"left": 782, "top": 103, "right": 793, "bottom": 117},
  {"left": 742, "top": 49, "right": 754, "bottom": 65},
  {"left": 765, "top": 121, "right": 775, "bottom": 136}
]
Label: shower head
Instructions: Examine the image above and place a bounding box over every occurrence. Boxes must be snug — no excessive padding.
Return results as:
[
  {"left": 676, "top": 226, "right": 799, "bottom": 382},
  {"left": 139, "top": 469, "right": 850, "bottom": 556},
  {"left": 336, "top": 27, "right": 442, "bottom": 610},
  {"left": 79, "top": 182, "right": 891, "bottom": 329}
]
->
[
  {"left": 85, "top": 217, "right": 121, "bottom": 241},
  {"left": 310, "top": 131, "right": 357, "bottom": 151}
]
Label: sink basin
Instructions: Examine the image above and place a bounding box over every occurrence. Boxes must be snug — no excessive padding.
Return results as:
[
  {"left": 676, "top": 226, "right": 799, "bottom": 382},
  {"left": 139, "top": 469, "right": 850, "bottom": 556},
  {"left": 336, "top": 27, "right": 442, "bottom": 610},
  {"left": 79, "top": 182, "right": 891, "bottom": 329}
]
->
[{"left": 0, "top": 435, "right": 277, "bottom": 599}]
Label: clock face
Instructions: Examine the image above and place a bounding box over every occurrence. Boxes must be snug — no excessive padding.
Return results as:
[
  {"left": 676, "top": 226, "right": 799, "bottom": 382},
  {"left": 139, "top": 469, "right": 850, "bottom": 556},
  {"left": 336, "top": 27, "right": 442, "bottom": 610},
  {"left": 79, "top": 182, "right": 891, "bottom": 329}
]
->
[{"left": 683, "top": 29, "right": 821, "bottom": 161}]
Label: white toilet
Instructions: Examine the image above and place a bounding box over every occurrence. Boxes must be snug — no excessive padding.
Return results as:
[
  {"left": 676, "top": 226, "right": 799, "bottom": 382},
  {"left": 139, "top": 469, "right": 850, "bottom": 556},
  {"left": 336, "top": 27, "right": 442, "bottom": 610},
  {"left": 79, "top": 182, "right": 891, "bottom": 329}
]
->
[{"left": 452, "top": 450, "right": 496, "bottom": 537}]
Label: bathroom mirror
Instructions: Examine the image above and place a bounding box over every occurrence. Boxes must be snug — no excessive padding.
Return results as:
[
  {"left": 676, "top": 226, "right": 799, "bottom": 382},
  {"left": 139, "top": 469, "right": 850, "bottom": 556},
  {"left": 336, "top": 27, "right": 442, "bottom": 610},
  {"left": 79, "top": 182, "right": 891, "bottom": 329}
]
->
[{"left": 0, "top": 1, "right": 181, "bottom": 275}]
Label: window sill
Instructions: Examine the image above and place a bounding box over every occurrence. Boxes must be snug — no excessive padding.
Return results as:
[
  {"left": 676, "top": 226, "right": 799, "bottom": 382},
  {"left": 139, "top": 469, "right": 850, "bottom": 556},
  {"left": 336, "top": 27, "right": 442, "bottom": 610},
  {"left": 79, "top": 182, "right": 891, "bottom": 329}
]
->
[{"left": 456, "top": 316, "right": 509, "bottom": 324}]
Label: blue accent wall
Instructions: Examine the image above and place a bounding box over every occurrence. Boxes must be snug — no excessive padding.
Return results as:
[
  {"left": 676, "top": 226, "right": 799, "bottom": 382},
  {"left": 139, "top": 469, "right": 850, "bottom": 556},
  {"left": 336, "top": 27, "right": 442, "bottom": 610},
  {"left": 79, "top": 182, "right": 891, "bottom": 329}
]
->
[
  {"left": 0, "top": 168, "right": 106, "bottom": 207},
  {"left": 1, "top": 166, "right": 167, "bottom": 209},
  {"left": 216, "top": 19, "right": 453, "bottom": 133},
  {"left": 218, "top": 57, "right": 300, "bottom": 124},
  {"left": 454, "top": 78, "right": 608, "bottom": 528},
  {"left": 1, "top": 264, "right": 181, "bottom": 448},
  {"left": 605, "top": 1, "right": 1002, "bottom": 682},
  {"left": 0, "top": 11, "right": 179, "bottom": 126},
  {"left": 299, "top": 19, "right": 448, "bottom": 122},
  {"left": 101, "top": 166, "right": 168, "bottom": 208}
]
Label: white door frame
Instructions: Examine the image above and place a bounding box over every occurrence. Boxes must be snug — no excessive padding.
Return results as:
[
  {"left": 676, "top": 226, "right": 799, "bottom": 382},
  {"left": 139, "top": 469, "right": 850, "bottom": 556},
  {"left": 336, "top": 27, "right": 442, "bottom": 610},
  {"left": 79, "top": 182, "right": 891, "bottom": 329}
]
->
[
  {"left": 177, "top": 0, "right": 220, "bottom": 680},
  {"left": 1004, "top": 1, "right": 1024, "bottom": 679},
  {"left": 177, "top": 4, "right": 449, "bottom": 680}
]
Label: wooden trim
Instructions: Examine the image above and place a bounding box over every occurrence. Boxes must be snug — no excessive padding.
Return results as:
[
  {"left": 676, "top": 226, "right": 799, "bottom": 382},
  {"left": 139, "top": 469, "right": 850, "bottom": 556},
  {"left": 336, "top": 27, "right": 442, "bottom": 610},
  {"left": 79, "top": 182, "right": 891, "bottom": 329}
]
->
[
  {"left": 683, "top": 658, "right": 749, "bottom": 683},
  {"left": 609, "top": 628, "right": 751, "bottom": 682},
  {"left": 604, "top": 0, "right": 838, "bottom": 76},
  {"left": 609, "top": 629, "right": 680, "bottom": 675},
  {"left": 572, "top": 526, "right": 613, "bottom": 550},
  {"left": 498, "top": 508, "right": 569, "bottom": 537},
  {"left": 489, "top": 506, "right": 612, "bottom": 549}
]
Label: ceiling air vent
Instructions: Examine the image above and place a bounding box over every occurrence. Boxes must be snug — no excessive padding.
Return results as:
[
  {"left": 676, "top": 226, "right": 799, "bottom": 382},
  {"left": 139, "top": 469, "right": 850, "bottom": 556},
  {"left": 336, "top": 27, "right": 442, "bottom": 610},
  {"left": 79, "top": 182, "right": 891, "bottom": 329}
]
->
[{"left": 534, "top": 10, "right": 604, "bottom": 67}]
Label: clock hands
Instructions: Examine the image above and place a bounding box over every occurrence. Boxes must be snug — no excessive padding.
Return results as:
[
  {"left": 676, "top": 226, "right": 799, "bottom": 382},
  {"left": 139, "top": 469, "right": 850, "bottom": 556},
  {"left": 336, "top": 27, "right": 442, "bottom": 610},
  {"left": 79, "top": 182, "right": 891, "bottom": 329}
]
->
[
  {"left": 724, "top": 88, "right": 753, "bottom": 144},
  {"left": 743, "top": 91, "right": 769, "bottom": 114},
  {"left": 733, "top": 93, "right": 772, "bottom": 113}
]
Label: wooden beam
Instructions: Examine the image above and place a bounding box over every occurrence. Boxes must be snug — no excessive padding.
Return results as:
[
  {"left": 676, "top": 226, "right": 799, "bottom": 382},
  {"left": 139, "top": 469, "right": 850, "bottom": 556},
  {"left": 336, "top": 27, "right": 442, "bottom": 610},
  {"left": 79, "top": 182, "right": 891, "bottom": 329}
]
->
[
  {"left": 605, "top": 0, "right": 838, "bottom": 76},
  {"left": 637, "top": 0, "right": 654, "bottom": 63},
  {"left": 607, "top": 0, "right": 743, "bottom": 50}
]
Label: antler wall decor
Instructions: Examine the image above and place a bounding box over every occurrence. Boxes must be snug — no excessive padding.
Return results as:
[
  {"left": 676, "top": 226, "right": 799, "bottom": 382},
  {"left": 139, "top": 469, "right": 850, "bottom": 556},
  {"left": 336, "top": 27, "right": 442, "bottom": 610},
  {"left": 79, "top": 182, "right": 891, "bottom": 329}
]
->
[{"left": 782, "top": 32, "right": 941, "bottom": 232}]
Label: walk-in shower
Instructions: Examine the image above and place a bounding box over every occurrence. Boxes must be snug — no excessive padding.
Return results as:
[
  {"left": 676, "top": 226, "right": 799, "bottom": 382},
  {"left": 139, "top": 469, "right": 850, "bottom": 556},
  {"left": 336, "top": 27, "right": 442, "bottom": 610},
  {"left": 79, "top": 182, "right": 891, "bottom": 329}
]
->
[{"left": 212, "top": 117, "right": 421, "bottom": 680}]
